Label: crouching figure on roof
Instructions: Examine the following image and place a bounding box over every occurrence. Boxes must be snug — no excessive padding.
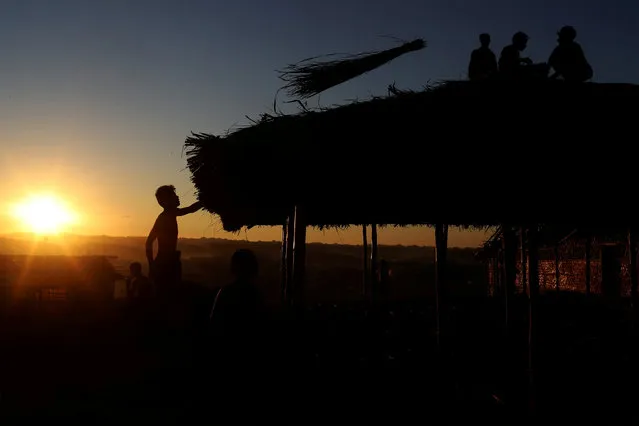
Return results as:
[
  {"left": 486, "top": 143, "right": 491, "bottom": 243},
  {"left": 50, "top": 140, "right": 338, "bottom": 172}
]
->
[
  {"left": 548, "top": 26, "right": 593, "bottom": 82},
  {"left": 499, "top": 31, "right": 549, "bottom": 80}
]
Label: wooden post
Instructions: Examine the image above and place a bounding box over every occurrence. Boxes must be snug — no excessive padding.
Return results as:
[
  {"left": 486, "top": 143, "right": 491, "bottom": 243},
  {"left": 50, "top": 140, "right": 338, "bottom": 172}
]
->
[
  {"left": 502, "top": 227, "right": 517, "bottom": 331},
  {"left": 370, "top": 223, "right": 379, "bottom": 305},
  {"left": 362, "top": 225, "right": 369, "bottom": 301},
  {"left": 554, "top": 244, "right": 561, "bottom": 292},
  {"left": 280, "top": 222, "right": 288, "bottom": 305},
  {"left": 520, "top": 227, "right": 528, "bottom": 295},
  {"left": 585, "top": 233, "right": 591, "bottom": 296},
  {"left": 488, "top": 257, "right": 497, "bottom": 296},
  {"left": 292, "top": 205, "right": 307, "bottom": 308},
  {"left": 527, "top": 225, "right": 540, "bottom": 416},
  {"left": 601, "top": 245, "right": 621, "bottom": 299},
  {"left": 434, "top": 224, "right": 448, "bottom": 351},
  {"left": 628, "top": 228, "right": 638, "bottom": 308},
  {"left": 285, "top": 209, "right": 295, "bottom": 305}
]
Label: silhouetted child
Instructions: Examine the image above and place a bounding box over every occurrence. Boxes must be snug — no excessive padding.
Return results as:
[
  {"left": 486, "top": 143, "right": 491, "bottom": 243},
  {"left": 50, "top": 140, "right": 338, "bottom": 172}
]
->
[
  {"left": 146, "top": 185, "right": 202, "bottom": 300},
  {"left": 468, "top": 33, "right": 498, "bottom": 81},
  {"left": 126, "top": 262, "right": 154, "bottom": 300},
  {"left": 548, "top": 26, "right": 593, "bottom": 82}
]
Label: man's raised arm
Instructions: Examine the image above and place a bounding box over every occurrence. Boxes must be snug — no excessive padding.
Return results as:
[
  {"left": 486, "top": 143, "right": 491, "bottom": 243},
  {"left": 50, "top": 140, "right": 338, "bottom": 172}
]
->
[{"left": 177, "top": 201, "right": 203, "bottom": 216}]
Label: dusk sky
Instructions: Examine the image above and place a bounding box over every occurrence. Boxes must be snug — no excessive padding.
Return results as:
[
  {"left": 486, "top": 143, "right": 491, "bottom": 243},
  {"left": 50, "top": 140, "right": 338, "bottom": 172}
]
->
[{"left": 1, "top": 0, "right": 637, "bottom": 246}]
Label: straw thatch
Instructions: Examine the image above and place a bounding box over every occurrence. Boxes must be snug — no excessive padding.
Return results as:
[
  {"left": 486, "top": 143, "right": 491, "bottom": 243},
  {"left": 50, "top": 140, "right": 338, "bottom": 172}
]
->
[
  {"left": 185, "top": 79, "right": 639, "bottom": 232},
  {"left": 279, "top": 39, "right": 426, "bottom": 99}
]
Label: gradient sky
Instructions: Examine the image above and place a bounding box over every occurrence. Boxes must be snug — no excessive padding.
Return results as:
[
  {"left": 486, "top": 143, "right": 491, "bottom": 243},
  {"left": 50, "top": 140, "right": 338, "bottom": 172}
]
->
[{"left": 1, "top": 0, "right": 637, "bottom": 246}]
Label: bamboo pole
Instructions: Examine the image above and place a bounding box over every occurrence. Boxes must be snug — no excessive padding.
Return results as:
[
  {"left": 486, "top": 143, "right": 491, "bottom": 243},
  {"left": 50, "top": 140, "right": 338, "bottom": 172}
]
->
[
  {"left": 362, "top": 225, "right": 369, "bottom": 301},
  {"left": 527, "top": 225, "right": 540, "bottom": 416},
  {"left": 292, "top": 205, "right": 307, "bottom": 308},
  {"left": 585, "top": 233, "right": 591, "bottom": 296},
  {"left": 434, "top": 224, "right": 448, "bottom": 351},
  {"left": 280, "top": 222, "right": 288, "bottom": 305},
  {"left": 502, "top": 227, "right": 517, "bottom": 331},
  {"left": 520, "top": 227, "right": 528, "bottom": 295},
  {"left": 370, "top": 223, "right": 379, "bottom": 304},
  {"left": 554, "top": 244, "right": 561, "bottom": 292},
  {"left": 285, "top": 209, "right": 295, "bottom": 305},
  {"left": 628, "top": 228, "right": 638, "bottom": 308}
]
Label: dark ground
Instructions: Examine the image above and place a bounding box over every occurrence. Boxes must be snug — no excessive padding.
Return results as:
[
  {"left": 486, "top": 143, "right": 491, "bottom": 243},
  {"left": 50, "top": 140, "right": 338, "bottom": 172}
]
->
[{"left": 1, "top": 289, "right": 638, "bottom": 424}]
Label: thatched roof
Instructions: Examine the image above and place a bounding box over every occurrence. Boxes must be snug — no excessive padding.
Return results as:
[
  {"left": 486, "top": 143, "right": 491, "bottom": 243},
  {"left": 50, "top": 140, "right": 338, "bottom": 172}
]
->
[{"left": 185, "top": 79, "right": 639, "bottom": 232}]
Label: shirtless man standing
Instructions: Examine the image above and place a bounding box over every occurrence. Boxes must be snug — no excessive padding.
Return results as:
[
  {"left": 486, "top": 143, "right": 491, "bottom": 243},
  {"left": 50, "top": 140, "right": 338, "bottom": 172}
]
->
[{"left": 146, "top": 185, "right": 202, "bottom": 299}]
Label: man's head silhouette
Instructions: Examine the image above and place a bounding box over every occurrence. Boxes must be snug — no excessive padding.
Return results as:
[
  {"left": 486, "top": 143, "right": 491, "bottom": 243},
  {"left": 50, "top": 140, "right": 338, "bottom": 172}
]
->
[
  {"left": 479, "top": 33, "right": 491, "bottom": 47},
  {"left": 130, "top": 262, "right": 143, "bottom": 277},
  {"left": 231, "top": 249, "right": 259, "bottom": 281},
  {"left": 557, "top": 26, "right": 577, "bottom": 43},
  {"left": 155, "top": 185, "right": 180, "bottom": 209},
  {"left": 512, "top": 31, "right": 529, "bottom": 51}
]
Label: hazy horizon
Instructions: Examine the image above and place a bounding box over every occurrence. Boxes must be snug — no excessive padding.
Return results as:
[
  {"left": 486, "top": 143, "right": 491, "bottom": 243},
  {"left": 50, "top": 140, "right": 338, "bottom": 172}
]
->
[{"left": 0, "top": 228, "right": 494, "bottom": 248}]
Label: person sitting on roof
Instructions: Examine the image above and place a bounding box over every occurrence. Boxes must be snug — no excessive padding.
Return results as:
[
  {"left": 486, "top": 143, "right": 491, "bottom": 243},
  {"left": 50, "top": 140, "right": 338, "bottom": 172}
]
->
[
  {"left": 499, "top": 32, "right": 549, "bottom": 80},
  {"left": 468, "top": 33, "right": 498, "bottom": 81},
  {"left": 548, "top": 26, "right": 593, "bottom": 82}
]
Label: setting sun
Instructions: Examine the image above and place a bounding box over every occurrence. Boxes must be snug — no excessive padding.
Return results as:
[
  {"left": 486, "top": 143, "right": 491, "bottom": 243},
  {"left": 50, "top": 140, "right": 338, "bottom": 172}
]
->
[{"left": 11, "top": 195, "right": 78, "bottom": 234}]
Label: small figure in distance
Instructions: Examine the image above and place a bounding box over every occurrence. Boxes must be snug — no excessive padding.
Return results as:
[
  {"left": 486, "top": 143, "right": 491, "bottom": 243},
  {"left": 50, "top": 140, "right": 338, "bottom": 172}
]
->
[
  {"left": 126, "top": 262, "right": 154, "bottom": 300},
  {"left": 468, "top": 33, "right": 498, "bottom": 81},
  {"left": 548, "top": 26, "right": 593, "bottom": 82},
  {"left": 146, "top": 185, "right": 202, "bottom": 300}
]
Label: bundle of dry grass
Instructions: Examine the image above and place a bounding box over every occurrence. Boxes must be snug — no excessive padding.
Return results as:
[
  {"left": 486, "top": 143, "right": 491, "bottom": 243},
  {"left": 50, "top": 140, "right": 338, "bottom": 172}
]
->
[
  {"left": 185, "top": 79, "right": 639, "bottom": 231},
  {"left": 279, "top": 39, "right": 426, "bottom": 99}
]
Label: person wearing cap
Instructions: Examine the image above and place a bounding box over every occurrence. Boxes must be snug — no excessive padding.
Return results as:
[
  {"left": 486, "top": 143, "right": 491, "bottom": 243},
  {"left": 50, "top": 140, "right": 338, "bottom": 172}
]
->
[
  {"left": 498, "top": 31, "right": 534, "bottom": 77},
  {"left": 548, "top": 26, "right": 593, "bottom": 82}
]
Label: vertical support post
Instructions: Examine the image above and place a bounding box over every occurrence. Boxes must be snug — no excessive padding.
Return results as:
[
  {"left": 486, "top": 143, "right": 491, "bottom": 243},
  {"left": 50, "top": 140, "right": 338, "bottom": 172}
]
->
[
  {"left": 362, "top": 225, "right": 369, "bottom": 301},
  {"left": 488, "top": 257, "right": 497, "bottom": 296},
  {"left": 434, "top": 224, "right": 448, "bottom": 351},
  {"left": 285, "top": 209, "right": 295, "bottom": 305},
  {"left": 520, "top": 227, "right": 528, "bottom": 296},
  {"left": 292, "top": 205, "right": 307, "bottom": 308},
  {"left": 628, "top": 228, "right": 638, "bottom": 308},
  {"left": 493, "top": 254, "right": 500, "bottom": 296},
  {"left": 601, "top": 245, "right": 621, "bottom": 299},
  {"left": 370, "top": 223, "right": 379, "bottom": 305},
  {"left": 502, "top": 227, "right": 517, "bottom": 332},
  {"left": 585, "top": 233, "right": 591, "bottom": 296},
  {"left": 527, "top": 225, "right": 540, "bottom": 416},
  {"left": 280, "top": 222, "right": 288, "bottom": 305},
  {"left": 554, "top": 244, "right": 561, "bottom": 292}
]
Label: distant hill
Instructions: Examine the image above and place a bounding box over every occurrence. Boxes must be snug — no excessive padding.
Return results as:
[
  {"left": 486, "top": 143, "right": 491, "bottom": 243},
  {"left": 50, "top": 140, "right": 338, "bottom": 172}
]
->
[
  {"left": 0, "top": 234, "right": 486, "bottom": 303},
  {"left": 0, "top": 234, "right": 479, "bottom": 264}
]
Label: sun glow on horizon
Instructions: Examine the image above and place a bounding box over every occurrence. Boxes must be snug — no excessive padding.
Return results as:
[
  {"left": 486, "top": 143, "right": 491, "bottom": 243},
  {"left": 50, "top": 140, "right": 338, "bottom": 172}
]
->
[{"left": 11, "top": 194, "right": 79, "bottom": 235}]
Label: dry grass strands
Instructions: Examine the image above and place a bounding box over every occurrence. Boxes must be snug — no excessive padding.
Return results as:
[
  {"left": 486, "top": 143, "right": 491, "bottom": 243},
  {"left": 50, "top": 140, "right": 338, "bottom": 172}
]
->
[
  {"left": 278, "top": 39, "right": 426, "bottom": 99},
  {"left": 185, "top": 79, "right": 639, "bottom": 231}
]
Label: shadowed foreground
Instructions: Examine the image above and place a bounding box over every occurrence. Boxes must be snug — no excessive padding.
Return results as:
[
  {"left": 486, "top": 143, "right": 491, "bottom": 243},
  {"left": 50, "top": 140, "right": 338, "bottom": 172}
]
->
[{"left": 1, "top": 290, "right": 638, "bottom": 424}]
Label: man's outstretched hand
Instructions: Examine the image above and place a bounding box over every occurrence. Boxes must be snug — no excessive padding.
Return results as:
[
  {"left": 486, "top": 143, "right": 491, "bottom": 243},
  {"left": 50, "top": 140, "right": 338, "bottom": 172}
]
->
[{"left": 177, "top": 201, "right": 203, "bottom": 216}]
